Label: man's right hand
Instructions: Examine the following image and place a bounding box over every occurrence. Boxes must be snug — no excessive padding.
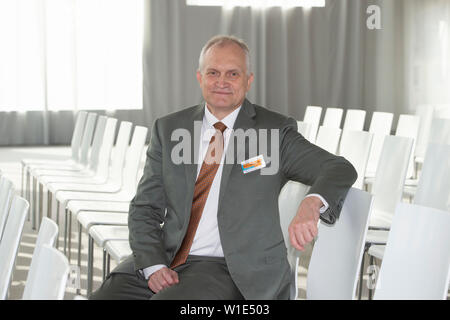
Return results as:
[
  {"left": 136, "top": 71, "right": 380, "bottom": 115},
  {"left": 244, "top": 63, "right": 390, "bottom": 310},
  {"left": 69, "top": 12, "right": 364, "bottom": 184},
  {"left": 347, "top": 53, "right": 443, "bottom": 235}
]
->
[{"left": 148, "top": 267, "right": 179, "bottom": 293}]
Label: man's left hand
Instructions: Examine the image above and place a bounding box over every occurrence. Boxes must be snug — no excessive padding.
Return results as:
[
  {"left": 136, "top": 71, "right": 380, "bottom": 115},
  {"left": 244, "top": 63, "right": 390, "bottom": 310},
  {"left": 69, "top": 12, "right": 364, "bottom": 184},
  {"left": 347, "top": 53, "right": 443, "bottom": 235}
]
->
[{"left": 288, "top": 196, "right": 322, "bottom": 251}]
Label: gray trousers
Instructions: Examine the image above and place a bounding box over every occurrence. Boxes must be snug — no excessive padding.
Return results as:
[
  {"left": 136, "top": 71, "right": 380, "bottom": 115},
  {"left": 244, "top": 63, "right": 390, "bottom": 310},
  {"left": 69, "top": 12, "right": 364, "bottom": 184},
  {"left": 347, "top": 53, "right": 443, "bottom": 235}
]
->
[{"left": 89, "top": 255, "right": 244, "bottom": 300}]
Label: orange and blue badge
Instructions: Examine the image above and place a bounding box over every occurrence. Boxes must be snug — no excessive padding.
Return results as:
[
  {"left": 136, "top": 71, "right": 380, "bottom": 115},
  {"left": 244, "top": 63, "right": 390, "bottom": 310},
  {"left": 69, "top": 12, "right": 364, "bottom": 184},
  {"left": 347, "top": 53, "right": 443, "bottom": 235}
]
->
[{"left": 241, "top": 155, "right": 266, "bottom": 174}]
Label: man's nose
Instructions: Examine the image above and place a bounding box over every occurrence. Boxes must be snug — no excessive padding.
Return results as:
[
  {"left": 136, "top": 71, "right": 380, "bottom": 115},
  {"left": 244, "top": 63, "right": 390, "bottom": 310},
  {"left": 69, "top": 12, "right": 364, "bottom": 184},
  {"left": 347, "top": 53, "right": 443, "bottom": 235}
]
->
[{"left": 215, "top": 75, "right": 229, "bottom": 87}]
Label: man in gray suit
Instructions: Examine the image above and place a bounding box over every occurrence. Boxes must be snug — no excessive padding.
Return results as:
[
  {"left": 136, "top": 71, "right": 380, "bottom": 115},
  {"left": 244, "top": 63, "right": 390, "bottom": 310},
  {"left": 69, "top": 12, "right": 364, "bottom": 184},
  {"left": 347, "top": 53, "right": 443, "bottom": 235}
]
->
[{"left": 90, "top": 35, "right": 356, "bottom": 300}]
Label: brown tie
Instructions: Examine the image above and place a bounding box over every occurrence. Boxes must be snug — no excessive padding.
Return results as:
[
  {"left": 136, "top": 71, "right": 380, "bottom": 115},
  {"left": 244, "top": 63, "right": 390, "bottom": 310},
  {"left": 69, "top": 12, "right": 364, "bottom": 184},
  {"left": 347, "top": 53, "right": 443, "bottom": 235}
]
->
[{"left": 170, "top": 121, "right": 227, "bottom": 269}]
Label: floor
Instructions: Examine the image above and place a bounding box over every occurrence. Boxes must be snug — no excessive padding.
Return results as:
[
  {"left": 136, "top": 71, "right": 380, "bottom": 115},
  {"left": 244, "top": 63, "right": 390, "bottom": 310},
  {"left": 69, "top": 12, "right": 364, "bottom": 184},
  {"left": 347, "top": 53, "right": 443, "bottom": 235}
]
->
[{"left": 1, "top": 146, "right": 378, "bottom": 300}]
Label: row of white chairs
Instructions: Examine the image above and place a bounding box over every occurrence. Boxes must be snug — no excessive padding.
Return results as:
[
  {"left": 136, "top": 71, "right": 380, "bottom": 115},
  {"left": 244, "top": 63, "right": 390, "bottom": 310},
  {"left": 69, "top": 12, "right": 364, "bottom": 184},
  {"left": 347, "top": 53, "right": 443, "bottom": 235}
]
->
[
  {"left": 0, "top": 174, "right": 69, "bottom": 299},
  {"left": 22, "top": 111, "right": 148, "bottom": 296}
]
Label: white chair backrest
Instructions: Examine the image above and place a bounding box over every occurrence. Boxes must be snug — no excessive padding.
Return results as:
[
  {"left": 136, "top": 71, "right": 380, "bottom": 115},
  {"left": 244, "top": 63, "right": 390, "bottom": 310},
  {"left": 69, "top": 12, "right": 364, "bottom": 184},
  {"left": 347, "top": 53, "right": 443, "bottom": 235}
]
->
[
  {"left": 414, "top": 105, "right": 434, "bottom": 159},
  {"left": 414, "top": 143, "right": 450, "bottom": 211},
  {"left": 371, "top": 135, "right": 413, "bottom": 217},
  {"left": 0, "top": 196, "right": 29, "bottom": 300},
  {"left": 303, "top": 106, "right": 322, "bottom": 143},
  {"left": 0, "top": 177, "right": 14, "bottom": 241},
  {"left": 278, "top": 180, "right": 310, "bottom": 300},
  {"left": 22, "top": 244, "right": 69, "bottom": 300},
  {"left": 121, "top": 126, "right": 148, "bottom": 195},
  {"left": 109, "top": 121, "right": 133, "bottom": 181},
  {"left": 296, "top": 121, "right": 312, "bottom": 142},
  {"left": 395, "top": 114, "right": 420, "bottom": 179},
  {"left": 322, "top": 107, "right": 343, "bottom": 128},
  {"left": 22, "top": 217, "right": 59, "bottom": 299},
  {"left": 428, "top": 118, "right": 450, "bottom": 145},
  {"left": 95, "top": 117, "right": 118, "bottom": 179},
  {"left": 374, "top": 203, "right": 450, "bottom": 300},
  {"left": 315, "top": 126, "right": 342, "bottom": 154},
  {"left": 70, "top": 111, "right": 88, "bottom": 161},
  {"left": 78, "top": 113, "right": 98, "bottom": 166},
  {"left": 338, "top": 130, "right": 373, "bottom": 189},
  {"left": 365, "top": 111, "right": 394, "bottom": 175},
  {"left": 343, "top": 109, "right": 366, "bottom": 132},
  {"left": 307, "top": 188, "right": 374, "bottom": 300},
  {"left": 87, "top": 115, "right": 108, "bottom": 171}
]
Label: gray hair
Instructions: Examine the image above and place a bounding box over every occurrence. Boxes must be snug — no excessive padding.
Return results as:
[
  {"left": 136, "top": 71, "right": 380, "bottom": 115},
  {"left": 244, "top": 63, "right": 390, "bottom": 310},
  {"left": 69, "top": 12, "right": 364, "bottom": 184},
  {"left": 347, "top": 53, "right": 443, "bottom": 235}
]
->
[{"left": 198, "top": 35, "right": 251, "bottom": 75}]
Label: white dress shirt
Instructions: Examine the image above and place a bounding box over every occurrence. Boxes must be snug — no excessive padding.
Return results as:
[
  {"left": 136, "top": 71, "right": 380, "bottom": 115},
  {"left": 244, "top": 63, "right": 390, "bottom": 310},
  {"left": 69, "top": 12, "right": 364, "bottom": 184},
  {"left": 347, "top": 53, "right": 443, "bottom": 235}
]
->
[{"left": 142, "top": 104, "right": 328, "bottom": 279}]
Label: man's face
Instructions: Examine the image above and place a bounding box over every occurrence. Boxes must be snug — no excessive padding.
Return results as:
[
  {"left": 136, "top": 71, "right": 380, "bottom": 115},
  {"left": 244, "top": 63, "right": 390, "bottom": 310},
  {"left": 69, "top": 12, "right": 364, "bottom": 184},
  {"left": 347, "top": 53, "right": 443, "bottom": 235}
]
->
[{"left": 197, "top": 43, "right": 254, "bottom": 115}]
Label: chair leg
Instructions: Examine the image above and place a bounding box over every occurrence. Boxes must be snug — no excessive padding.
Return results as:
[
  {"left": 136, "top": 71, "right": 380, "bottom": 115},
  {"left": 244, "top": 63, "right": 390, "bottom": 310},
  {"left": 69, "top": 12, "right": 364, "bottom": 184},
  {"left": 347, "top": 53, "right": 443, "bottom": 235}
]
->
[
  {"left": 55, "top": 198, "right": 60, "bottom": 250},
  {"left": 26, "top": 169, "right": 30, "bottom": 202},
  {"left": 358, "top": 244, "right": 368, "bottom": 300},
  {"left": 368, "top": 255, "right": 375, "bottom": 300},
  {"left": 47, "top": 191, "right": 52, "bottom": 218},
  {"left": 21, "top": 163, "right": 25, "bottom": 197},
  {"left": 63, "top": 204, "right": 68, "bottom": 256},
  {"left": 102, "top": 249, "right": 107, "bottom": 281},
  {"left": 77, "top": 222, "right": 82, "bottom": 295},
  {"left": 68, "top": 209, "right": 73, "bottom": 263},
  {"left": 106, "top": 254, "right": 111, "bottom": 277},
  {"left": 32, "top": 176, "right": 37, "bottom": 230},
  {"left": 38, "top": 182, "right": 43, "bottom": 228},
  {"left": 87, "top": 235, "right": 94, "bottom": 296}
]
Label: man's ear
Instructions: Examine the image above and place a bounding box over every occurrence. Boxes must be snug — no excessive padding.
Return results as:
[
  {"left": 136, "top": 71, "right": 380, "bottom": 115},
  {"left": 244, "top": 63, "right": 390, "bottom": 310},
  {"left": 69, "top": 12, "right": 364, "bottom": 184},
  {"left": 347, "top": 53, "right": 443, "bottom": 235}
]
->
[
  {"left": 246, "top": 72, "right": 254, "bottom": 92},
  {"left": 196, "top": 70, "right": 202, "bottom": 86}
]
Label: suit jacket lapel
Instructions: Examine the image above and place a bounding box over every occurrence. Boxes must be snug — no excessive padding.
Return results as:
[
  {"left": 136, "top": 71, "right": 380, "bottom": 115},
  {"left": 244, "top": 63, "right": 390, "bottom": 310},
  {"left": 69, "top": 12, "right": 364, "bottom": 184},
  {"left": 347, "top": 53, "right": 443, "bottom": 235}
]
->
[
  {"left": 184, "top": 103, "right": 204, "bottom": 217},
  {"left": 218, "top": 99, "right": 256, "bottom": 211}
]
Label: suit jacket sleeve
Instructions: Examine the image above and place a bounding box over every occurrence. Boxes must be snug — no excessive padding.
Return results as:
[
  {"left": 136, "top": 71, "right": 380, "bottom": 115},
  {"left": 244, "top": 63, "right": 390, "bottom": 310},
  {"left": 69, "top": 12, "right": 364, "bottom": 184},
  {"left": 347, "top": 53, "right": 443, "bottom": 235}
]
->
[
  {"left": 280, "top": 117, "right": 357, "bottom": 224},
  {"left": 128, "top": 119, "right": 168, "bottom": 271}
]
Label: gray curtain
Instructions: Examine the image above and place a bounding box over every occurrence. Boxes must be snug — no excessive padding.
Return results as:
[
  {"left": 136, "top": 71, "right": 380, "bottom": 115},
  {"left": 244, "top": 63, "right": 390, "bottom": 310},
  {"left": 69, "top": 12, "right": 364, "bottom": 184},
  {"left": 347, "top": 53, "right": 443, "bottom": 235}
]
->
[{"left": 0, "top": 0, "right": 445, "bottom": 145}]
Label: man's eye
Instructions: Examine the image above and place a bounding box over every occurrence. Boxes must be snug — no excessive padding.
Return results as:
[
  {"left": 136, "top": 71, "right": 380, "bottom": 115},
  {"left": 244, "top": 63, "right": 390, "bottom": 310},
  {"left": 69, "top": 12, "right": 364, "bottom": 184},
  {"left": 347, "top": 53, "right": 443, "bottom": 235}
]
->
[{"left": 208, "top": 71, "right": 217, "bottom": 76}]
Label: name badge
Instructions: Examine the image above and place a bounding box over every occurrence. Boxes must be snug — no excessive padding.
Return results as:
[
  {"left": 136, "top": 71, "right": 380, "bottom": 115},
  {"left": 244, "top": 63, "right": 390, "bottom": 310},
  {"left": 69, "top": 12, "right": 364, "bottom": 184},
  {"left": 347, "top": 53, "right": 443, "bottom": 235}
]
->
[{"left": 241, "top": 155, "right": 266, "bottom": 174}]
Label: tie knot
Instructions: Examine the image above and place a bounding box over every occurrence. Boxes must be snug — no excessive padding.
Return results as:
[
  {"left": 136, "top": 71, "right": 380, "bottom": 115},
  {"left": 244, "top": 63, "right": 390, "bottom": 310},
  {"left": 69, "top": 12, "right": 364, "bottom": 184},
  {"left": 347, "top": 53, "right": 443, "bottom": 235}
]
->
[{"left": 213, "top": 121, "right": 227, "bottom": 133}]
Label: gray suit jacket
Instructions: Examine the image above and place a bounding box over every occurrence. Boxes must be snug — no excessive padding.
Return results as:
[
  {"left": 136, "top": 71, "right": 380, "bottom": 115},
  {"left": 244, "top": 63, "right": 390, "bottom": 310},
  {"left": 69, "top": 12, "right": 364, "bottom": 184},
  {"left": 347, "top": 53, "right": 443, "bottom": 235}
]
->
[{"left": 119, "top": 99, "right": 356, "bottom": 299}]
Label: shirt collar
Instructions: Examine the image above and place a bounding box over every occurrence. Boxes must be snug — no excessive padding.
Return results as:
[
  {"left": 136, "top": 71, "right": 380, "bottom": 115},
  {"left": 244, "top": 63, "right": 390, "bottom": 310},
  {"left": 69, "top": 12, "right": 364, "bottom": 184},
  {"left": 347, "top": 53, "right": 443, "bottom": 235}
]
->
[{"left": 203, "top": 103, "right": 241, "bottom": 132}]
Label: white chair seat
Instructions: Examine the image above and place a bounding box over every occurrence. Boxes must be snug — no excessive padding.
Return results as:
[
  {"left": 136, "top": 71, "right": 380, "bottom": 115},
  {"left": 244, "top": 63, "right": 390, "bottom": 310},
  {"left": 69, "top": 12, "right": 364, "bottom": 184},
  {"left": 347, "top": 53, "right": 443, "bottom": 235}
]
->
[
  {"left": 41, "top": 174, "right": 106, "bottom": 186},
  {"left": 368, "top": 245, "right": 385, "bottom": 261},
  {"left": 368, "top": 210, "right": 392, "bottom": 228},
  {"left": 89, "top": 225, "right": 129, "bottom": 247},
  {"left": 56, "top": 190, "right": 133, "bottom": 205},
  {"left": 48, "top": 180, "right": 121, "bottom": 194},
  {"left": 77, "top": 211, "right": 128, "bottom": 230},
  {"left": 68, "top": 200, "right": 130, "bottom": 215},
  {"left": 32, "top": 166, "right": 90, "bottom": 177},
  {"left": 105, "top": 240, "right": 132, "bottom": 264},
  {"left": 365, "top": 230, "right": 389, "bottom": 245}
]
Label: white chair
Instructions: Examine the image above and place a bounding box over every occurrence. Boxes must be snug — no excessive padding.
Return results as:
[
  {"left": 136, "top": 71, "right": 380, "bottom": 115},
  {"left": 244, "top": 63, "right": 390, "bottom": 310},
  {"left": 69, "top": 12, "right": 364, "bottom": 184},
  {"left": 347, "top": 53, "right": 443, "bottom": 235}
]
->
[
  {"left": 278, "top": 180, "right": 309, "bottom": 300},
  {"left": 307, "top": 188, "right": 373, "bottom": 300},
  {"left": 369, "top": 143, "right": 450, "bottom": 265},
  {"left": 365, "top": 112, "right": 394, "bottom": 178},
  {"left": 32, "top": 116, "right": 117, "bottom": 231},
  {"left": 104, "top": 239, "right": 132, "bottom": 277},
  {"left": 322, "top": 107, "right": 343, "bottom": 128},
  {"left": 296, "top": 121, "right": 312, "bottom": 142},
  {"left": 342, "top": 109, "right": 366, "bottom": 132},
  {"left": 338, "top": 130, "right": 373, "bottom": 189},
  {"left": 55, "top": 126, "right": 147, "bottom": 259},
  {"left": 44, "top": 121, "right": 132, "bottom": 223},
  {"left": 414, "top": 105, "right": 434, "bottom": 165},
  {"left": 87, "top": 225, "right": 129, "bottom": 295},
  {"left": 367, "top": 135, "right": 413, "bottom": 229},
  {"left": 22, "top": 245, "right": 69, "bottom": 300},
  {"left": 0, "top": 196, "right": 29, "bottom": 299},
  {"left": 21, "top": 111, "right": 88, "bottom": 196},
  {"left": 358, "top": 136, "right": 413, "bottom": 299},
  {"left": 314, "top": 126, "right": 342, "bottom": 154},
  {"left": 395, "top": 114, "right": 420, "bottom": 182},
  {"left": 22, "top": 217, "right": 59, "bottom": 299},
  {"left": 373, "top": 203, "right": 450, "bottom": 300},
  {"left": 428, "top": 118, "right": 450, "bottom": 145},
  {"left": 0, "top": 176, "right": 14, "bottom": 241},
  {"left": 303, "top": 106, "right": 322, "bottom": 143}
]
